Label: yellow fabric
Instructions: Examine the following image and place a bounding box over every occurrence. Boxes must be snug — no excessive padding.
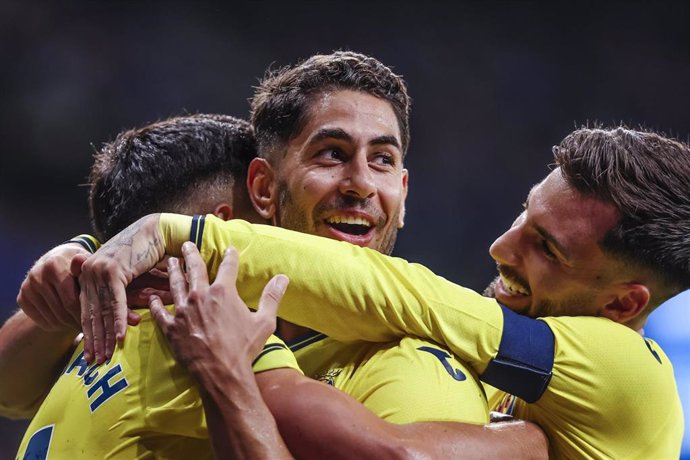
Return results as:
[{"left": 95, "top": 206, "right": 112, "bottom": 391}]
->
[
  {"left": 489, "top": 317, "right": 683, "bottom": 459},
  {"left": 160, "top": 214, "right": 684, "bottom": 459},
  {"left": 293, "top": 334, "right": 488, "bottom": 424},
  {"left": 160, "top": 214, "right": 504, "bottom": 373},
  {"left": 16, "top": 308, "right": 298, "bottom": 459}
]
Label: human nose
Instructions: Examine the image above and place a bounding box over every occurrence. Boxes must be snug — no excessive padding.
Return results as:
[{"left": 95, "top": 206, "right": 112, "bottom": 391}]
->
[
  {"left": 489, "top": 215, "right": 524, "bottom": 266},
  {"left": 340, "top": 153, "right": 376, "bottom": 199}
]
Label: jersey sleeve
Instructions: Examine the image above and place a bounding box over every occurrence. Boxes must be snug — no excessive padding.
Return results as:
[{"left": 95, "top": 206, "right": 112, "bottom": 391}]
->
[
  {"left": 158, "top": 214, "right": 554, "bottom": 401},
  {"left": 533, "top": 316, "right": 684, "bottom": 458},
  {"left": 253, "top": 335, "right": 302, "bottom": 374},
  {"left": 158, "top": 213, "right": 503, "bottom": 373}
]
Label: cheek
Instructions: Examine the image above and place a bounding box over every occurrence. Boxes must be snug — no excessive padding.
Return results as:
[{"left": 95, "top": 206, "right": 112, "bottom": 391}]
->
[
  {"left": 378, "top": 180, "right": 406, "bottom": 210},
  {"left": 288, "top": 172, "right": 333, "bottom": 202}
]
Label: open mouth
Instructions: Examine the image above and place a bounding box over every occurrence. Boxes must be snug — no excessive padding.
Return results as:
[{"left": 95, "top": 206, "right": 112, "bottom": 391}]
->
[
  {"left": 326, "top": 215, "right": 372, "bottom": 236},
  {"left": 499, "top": 274, "right": 531, "bottom": 296}
]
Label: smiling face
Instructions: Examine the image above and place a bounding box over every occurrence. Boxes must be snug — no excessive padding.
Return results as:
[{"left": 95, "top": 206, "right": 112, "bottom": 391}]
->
[
  {"left": 265, "top": 89, "right": 408, "bottom": 254},
  {"left": 487, "top": 168, "right": 627, "bottom": 318}
]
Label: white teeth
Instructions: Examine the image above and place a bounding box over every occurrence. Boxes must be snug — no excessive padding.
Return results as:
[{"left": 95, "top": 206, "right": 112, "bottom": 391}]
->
[
  {"left": 326, "top": 216, "right": 372, "bottom": 227},
  {"left": 500, "top": 275, "right": 530, "bottom": 296}
]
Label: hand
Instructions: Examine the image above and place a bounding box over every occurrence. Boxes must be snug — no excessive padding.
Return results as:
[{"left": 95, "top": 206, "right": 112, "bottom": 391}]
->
[
  {"left": 127, "top": 267, "right": 173, "bottom": 307},
  {"left": 17, "top": 243, "right": 90, "bottom": 331},
  {"left": 76, "top": 214, "right": 164, "bottom": 364},
  {"left": 150, "top": 241, "right": 289, "bottom": 379}
]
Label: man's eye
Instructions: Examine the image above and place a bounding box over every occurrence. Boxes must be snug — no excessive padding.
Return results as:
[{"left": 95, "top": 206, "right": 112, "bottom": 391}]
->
[
  {"left": 319, "top": 148, "right": 344, "bottom": 161},
  {"left": 541, "top": 240, "right": 557, "bottom": 259},
  {"left": 372, "top": 153, "right": 394, "bottom": 166}
]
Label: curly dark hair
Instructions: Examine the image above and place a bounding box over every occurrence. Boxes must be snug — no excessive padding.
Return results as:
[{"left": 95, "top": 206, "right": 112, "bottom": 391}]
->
[
  {"left": 89, "top": 114, "right": 256, "bottom": 240},
  {"left": 554, "top": 126, "right": 690, "bottom": 301},
  {"left": 250, "top": 51, "right": 411, "bottom": 159}
]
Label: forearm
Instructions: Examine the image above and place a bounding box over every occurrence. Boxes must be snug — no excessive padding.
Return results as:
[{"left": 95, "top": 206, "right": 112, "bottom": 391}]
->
[
  {"left": 259, "top": 369, "right": 406, "bottom": 460},
  {"left": 399, "top": 420, "right": 548, "bottom": 459},
  {"left": 192, "top": 364, "right": 292, "bottom": 459},
  {"left": 259, "top": 369, "right": 547, "bottom": 460},
  {"left": 95, "top": 213, "right": 168, "bottom": 277},
  {"left": 0, "top": 310, "right": 76, "bottom": 418}
]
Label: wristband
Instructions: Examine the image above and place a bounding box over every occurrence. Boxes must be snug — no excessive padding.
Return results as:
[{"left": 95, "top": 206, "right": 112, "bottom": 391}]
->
[{"left": 64, "top": 234, "right": 101, "bottom": 254}]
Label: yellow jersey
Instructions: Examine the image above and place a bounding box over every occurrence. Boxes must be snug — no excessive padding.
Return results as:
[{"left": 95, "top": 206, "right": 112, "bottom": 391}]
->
[
  {"left": 16, "top": 307, "right": 299, "bottom": 459},
  {"left": 159, "top": 214, "right": 684, "bottom": 459},
  {"left": 290, "top": 332, "right": 488, "bottom": 424}
]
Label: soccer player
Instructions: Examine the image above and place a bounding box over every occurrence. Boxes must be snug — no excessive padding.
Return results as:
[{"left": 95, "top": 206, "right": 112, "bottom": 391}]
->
[
  {"left": 11, "top": 114, "right": 301, "bottom": 458},
  {"left": 80, "top": 126, "right": 686, "bottom": 458},
  {"left": 11, "top": 52, "right": 547, "bottom": 458}
]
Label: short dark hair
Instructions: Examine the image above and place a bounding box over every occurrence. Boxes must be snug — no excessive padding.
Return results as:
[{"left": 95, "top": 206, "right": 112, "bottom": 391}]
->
[
  {"left": 250, "top": 51, "right": 411, "bottom": 159},
  {"left": 553, "top": 126, "right": 690, "bottom": 300},
  {"left": 89, "top": 114, "right": 256, "bottom": 240}
]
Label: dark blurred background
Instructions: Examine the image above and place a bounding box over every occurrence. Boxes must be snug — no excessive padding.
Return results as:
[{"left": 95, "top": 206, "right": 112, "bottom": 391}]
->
[{"left": 1, "top": 1, "right": 689, "bottom": 457}]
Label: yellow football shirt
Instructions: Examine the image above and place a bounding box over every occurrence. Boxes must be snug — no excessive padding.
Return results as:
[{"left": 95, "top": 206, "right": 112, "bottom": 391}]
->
[
  {"left": 291, "top": 333, "right": 488, "bottom": 424},
  {"left": 159, "top": 214, "right": 684, "bottom": 459},
  {"left": 16, "top": 308, "right": 299, "bottom": 459}
]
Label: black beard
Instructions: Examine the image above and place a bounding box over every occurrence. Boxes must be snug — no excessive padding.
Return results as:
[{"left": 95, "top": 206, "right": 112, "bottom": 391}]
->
[{"left": 483, "top": 276, "right": 499, "bottom": 298}]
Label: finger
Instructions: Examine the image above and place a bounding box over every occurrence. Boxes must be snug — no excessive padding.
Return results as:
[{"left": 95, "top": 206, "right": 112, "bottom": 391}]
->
[
  {"left": 181, "top": 241, "right": 209, "bottom": 292},
  {"left": 128, "top": 287, "right": 172, "bottom": 307},
  {"left": 58, "top": 275, "right": 82, "bottom": 327},
  {"left": 149, "top": 294, "right": 174, "bottom": 335},
  {"left": 80, "top": 283, "right": 95, "bottom": 363},
  {"left": 127, "top": 308, "right": 141, "bottom": 326},
  {"left": 257, "top": 275, "right": 289, "bottom": 332},
  {"left": 17, "top": 288, "right": 54, "bottom": 330},
  {"left": 109, "top": 270, "right": 131, "bottom": 356},
  {"left": 47, "top": 282, "right": 79, "bottom": 329},
  {"left": 70, "top": 254, "right": 88, "bottom": 278},
  {"left": 214, "top": 246, "right": 240, "bottom": 294},
  {"left": 144, "top": 288, "right": 173, "bottom": 306},
  {"left": 90, "top": 281, "right": 107, "bottom": 364},
  {"left": 126, "top": 288, "right": 149, "bottom": 307},
  {"left": 167, "top": 257, "right": 189, "bottom": 306},
  {"left": 23, "top": 273, "right": 63, "bottom": 323},
  {"left": 102, "top": 289, "right": 116, "bottom": 361}
]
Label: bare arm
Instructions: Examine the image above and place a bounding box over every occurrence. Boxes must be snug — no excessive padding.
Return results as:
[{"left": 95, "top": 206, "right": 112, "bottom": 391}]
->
[
  {"left": 0, "top": 242, "right": 91, "bottom": 417},
  {"left": 0, "top": 310, "right": 76, "bottom": 418},
  {"left": 77, "top": 213, "right": 167, "bottom": 362},
  {"left": 154, "top": 243, "right": 547, "bottom": 459},
  {"left": 2, "top": 238, "right": 151, "bottom": 415},
  {"left": 260, "top": 368, "right": 548, "bottom": 460},
  {"left": 149, "top": 242, "right": 293, "bottom": 459}
]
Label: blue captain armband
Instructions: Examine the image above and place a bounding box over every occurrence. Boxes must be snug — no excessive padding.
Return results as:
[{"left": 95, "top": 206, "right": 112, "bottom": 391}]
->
[
  {"left": 480, "top": 305, "right": 554, "bottom": 403},
  {"left": 64, "top": 234, "right": 101, "bottom": 254}
]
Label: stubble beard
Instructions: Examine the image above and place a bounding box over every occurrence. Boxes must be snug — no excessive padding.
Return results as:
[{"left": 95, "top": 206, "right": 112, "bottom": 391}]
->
[{"left": 276, "top": 181, "right": 400, "bottom": 256}]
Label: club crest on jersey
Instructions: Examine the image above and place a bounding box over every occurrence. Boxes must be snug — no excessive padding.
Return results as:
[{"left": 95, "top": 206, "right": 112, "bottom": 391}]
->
[
  {"left": 64, "top": 351, "right": 129, "bottom": 412},
  {"left": 314, "top": 368, "right": 342, "bottom": 386}
]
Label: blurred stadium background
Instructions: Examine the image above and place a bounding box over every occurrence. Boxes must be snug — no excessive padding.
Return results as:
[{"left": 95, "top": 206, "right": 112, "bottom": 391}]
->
[{"left": 1, "top": 1, "right": 688, "bottom": 457}]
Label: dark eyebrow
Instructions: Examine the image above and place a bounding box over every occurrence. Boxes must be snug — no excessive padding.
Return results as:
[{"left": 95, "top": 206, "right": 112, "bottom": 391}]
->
[
  {"left": 309, "top": 128, "right": 353, "bottom": 145},
  {"left": 370, "top": 135, "right": 401, "bottom": 150},
  {"left": 307, "top": 129, "right": 401, "bottom": 151}
]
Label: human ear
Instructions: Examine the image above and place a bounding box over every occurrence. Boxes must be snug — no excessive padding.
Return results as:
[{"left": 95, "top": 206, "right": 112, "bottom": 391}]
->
[
  {"left": 212, "top": 203, "right": 234, "bottom": 221},
  {"left": 602, "top": 283, "right": 650, "bottom": 325},
  {"left": 398, "top": 169, "right": 409, "bottom": 229},
  {"left": 247, "top": 158, "right": 278, "bottom": 222}
]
